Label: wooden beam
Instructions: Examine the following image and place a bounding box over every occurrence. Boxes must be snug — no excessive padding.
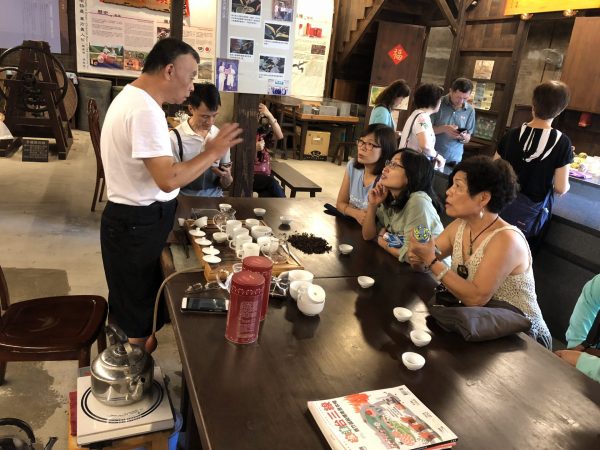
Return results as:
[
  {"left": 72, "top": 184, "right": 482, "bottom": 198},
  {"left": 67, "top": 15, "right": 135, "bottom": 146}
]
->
[
  {"left": 337, "top": 0, "right": 385, "bottom": 69},
  {"left": 432, "top": 0, "right": 458, "bottom": 35},
  {"left": 231, "top": 94, "right": 259, "bottom": 197},
  {"left": 444, "top": 0, "right": 466, "bottom": 89},
  {"left": 169, "top": 0, "right": 184, "bottom": 40}
]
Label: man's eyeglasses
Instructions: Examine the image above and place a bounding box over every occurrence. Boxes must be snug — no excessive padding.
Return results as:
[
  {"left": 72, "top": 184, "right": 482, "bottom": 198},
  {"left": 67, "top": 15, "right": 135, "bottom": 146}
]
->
[
  {"left": 384, "top": 160, "right": 404, "bottom": 170},
  {"left": 356, "top": 138, "right": 381, "bottom": 152}
]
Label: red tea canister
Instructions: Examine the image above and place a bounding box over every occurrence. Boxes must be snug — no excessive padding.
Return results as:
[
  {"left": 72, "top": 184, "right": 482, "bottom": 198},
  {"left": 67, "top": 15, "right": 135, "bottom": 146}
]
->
[
  {"left": 225, "top": 271, "right": 264, "bottom": 344},
  {"left": 242, "top": 256, "right": 273, "bottom": 321}
]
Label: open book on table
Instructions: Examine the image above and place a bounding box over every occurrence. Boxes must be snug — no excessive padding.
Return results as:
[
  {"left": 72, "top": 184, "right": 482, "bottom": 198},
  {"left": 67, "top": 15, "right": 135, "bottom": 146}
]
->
[{"left": 308, "top": 385, "right": 457, "bottom": 450}]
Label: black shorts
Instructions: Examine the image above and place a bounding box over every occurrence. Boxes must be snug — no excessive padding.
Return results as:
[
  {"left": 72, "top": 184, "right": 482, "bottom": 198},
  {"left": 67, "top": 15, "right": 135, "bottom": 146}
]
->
[{"left": 100, "top": 198, "right": 177, "bottom": 338}]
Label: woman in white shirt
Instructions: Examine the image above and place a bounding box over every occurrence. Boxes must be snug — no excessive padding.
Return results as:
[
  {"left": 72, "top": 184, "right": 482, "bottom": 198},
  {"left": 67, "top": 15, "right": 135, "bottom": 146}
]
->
[{"left": 399, "top": 84, "right": 445, "bottom": 169}]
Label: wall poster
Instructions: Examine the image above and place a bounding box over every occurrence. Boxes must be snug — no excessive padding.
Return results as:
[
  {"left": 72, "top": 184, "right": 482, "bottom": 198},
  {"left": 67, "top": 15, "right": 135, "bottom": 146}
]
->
[
  {"left": 217, "top": 0, "right": 297, "bottom": 95},
  {"left": 291, "top": 0, "right": 333, "bottom": 97},
  {"left": 75, "top": 0, "right": 216, "bottom": 82}
]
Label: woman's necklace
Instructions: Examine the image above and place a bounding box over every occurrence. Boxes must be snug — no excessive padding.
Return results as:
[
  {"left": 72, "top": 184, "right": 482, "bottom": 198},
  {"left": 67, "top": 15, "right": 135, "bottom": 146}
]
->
[{"left": 468, "top": 215, "right": 499, "bottom": 256}]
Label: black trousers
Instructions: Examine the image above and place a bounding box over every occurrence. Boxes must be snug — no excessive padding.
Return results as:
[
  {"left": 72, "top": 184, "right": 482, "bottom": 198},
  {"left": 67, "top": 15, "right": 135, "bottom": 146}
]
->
[{"left": 100, "top": 198, "right": 177, "bottom": 338}]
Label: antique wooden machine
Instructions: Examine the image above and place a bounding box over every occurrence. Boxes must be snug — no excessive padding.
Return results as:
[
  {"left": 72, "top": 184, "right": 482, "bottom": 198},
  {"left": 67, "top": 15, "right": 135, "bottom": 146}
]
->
[{"left": 0, "top": 40, "right": 73, "bottom": 159}]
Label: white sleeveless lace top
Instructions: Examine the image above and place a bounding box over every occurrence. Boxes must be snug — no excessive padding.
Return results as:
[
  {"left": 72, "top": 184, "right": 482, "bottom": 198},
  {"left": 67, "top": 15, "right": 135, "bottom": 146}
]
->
[{"left": 452, "top": 220, "right": 552, "bottom": 348}]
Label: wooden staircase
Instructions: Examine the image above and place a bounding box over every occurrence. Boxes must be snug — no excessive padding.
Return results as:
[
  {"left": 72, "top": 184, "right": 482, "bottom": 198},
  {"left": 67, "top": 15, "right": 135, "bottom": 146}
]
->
[{"left": 333, "top": 0, "right": 454, "bottom": 82}]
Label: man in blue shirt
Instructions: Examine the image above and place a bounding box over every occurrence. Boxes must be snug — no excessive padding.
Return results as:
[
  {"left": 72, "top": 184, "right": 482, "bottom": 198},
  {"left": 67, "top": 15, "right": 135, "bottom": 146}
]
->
[{"left": 431, "top": 78, "right": 475, "bottom": 164}]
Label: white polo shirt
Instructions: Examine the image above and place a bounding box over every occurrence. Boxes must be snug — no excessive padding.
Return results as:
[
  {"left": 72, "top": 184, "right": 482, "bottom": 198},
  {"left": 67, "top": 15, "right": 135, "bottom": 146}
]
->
[{"left": 101, "top": 84, "right": 178, "bottom": 206}]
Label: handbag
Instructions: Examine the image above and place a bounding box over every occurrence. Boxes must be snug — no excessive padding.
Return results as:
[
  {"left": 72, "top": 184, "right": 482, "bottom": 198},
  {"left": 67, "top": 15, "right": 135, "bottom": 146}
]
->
[
  {"left": 500, "top": 190, "right": 553, "bottom": 238},
  {"left": 427, "top": 285, "right": 532, "bottom": 342},
  {"left": 254, "top": 150, "right": 271, "bottom": 176}
]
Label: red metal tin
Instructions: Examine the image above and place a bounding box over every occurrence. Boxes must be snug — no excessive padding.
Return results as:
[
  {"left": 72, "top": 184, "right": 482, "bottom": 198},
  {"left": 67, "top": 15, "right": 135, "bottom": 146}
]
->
[
  {"left": 242, "top": 256, "right": 273, "bottom": 321},
  {"left": 225, "top": 271, "right": 264, "bottom": 344}
]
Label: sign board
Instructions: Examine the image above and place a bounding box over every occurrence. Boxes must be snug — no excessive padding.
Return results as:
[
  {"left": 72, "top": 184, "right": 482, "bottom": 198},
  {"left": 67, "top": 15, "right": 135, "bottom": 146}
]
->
[
  {"left": 504, "top": 0, "right": 600, "bottom": 15},
  {"left": 22, "top": 139, "right": 49, "bottom": 162}
]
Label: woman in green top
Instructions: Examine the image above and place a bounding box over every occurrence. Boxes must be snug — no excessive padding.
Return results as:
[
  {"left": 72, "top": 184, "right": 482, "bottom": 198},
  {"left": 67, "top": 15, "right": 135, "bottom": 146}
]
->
[{"left": 362, "top": 149, "right": 444, "bottom": 262}]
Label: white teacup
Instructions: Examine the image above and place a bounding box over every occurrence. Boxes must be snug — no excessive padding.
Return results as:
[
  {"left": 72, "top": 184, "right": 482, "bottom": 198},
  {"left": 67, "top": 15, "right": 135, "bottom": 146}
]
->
[
  {"left": 290, "top": 280, "right": 312, "bottom": 301},
  {"left": 257, "top": 235, "right": 272, "bottom": 249},
  {"left": 177, "top": 218, "right": 185, "bottom": 227},
  {"left": 218, "top": 203, "right": 232, "bottom": 212},
  {"left": 251, "top": 225, "right": 272, "bottom": 240},
  {"left": 213, "top": 232, "right": 228, "bottom": 243},
  {"left": 245, "top": 218, "right": 260, "bottom": 228},
  {"left": 288, "top": 269, "right": 314, "bottom": 283},
  {"left": 225, "top": 220, "right": 243, "bottom": 239},
  {"left": 232, "top": 234, "right": 253, "bottom": 253},
  {"left": 240, "top": 242, "right": 260, "bottom": 259},
  {"left": 193, "top": 216, "right": 208, "bottom": 228},
  {"left": 230, "top": 226, "right": 250, "bottom": 242}
]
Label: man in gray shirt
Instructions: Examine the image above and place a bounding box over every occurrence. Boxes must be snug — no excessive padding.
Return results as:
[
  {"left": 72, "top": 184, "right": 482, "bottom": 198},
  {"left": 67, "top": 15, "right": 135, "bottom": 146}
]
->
[{"left": 431, "top": 78, "right": 475, "bottom": 164}]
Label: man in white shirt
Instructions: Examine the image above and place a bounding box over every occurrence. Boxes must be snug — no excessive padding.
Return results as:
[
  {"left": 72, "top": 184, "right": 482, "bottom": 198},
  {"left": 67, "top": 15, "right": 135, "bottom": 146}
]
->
[
  {"left": 100, "top": 38, "right": 242, "bottom": 352},
  {"left": 170, "top": 83, "right": 233, "bottom": 196}
]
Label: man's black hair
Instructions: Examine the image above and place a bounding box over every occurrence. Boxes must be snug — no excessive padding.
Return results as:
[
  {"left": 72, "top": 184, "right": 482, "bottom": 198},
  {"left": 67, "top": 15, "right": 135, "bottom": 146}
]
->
[{"left": 142, "top": 38, "right": 199, "bottom": 74}]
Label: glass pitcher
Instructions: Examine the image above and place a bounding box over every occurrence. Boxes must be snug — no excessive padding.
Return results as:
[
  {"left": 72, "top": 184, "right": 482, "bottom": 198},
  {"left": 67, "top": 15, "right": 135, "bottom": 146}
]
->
[{"left": 214, "top": 207, "right": 237, "bottom": 232}]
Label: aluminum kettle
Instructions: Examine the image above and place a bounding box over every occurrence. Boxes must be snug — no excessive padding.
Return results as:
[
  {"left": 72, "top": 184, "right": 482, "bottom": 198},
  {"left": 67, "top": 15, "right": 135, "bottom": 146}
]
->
[
  {"left": 90, "top": 324, "right": 154, "bottom": 406},
  {"left": 0, "top": 418, "right": 57, "bottom": 450}
]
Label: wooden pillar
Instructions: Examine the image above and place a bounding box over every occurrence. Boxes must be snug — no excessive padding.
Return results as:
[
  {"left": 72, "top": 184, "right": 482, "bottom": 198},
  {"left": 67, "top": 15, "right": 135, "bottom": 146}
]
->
[
  {"left": 231, "top": 94, "right": 259, "bottom": 197},
  {"left": 170, "top": 0, "right": 184, "bottom": 40}
]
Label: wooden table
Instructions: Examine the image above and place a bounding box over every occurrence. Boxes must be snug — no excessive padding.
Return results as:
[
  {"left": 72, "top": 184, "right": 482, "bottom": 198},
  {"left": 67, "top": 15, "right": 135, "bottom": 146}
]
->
[
  {"left": 164, "top": 197, "right": 600, "bottom": 450},
  {"left": 266, "top": 96, "right": 359, "bottom": 160}
]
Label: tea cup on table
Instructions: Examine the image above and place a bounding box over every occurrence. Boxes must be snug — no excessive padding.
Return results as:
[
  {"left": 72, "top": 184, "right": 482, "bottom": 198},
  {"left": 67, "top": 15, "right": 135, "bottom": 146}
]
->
[
  {"left": 193, "top": 216, "right": 208, "bottom": 228},
  {"left": 240, "top": 242, "right": 260, "bottom": 259},
  {"left": 230, "top": 227, "right": 250, "bottom": 242},
  {"left": 251, "top": 225, "right": 273, "bottom": 240},
  {"left": 231, "top": 234, "right": 253, "bottom": 254},
  {"left": 218, "top": 203, "right": 232, "bottom": 212},
  {"left": 225, "top": 220, "right": 243, "bottom": 239},
  {"left": 289, "top": 280, "right": 313, "bottom": 301},
  {"left": 213, "top": 232, "right": 228, "bottom": 243},
  {"left": 288, "top": 269, "right": 314, "bottom": 283},
  {"left": 245, "top": 218, "right": 260, "bottom": 228}
]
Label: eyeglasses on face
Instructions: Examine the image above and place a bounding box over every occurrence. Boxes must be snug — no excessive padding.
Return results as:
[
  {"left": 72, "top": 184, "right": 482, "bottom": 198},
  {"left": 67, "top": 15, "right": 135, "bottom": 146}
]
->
[
  {"left": 384, "top": 160, "right": 404, "bottom": 169},
  {"left": 356, "top": 138, "right": 381, "bottom": 151}
]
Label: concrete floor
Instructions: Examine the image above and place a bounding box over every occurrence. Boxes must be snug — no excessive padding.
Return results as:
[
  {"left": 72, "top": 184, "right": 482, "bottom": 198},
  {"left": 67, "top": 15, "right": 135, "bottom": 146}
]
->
[{"left": 0, "top": 129, "right": 344, "bottom": 448}]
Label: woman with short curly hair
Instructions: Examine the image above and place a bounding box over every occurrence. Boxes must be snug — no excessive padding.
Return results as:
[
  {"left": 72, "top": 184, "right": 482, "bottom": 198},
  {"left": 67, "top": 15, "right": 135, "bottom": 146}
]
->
[{"left": 408, "top": 155, "right": 552, "bottom": 348}]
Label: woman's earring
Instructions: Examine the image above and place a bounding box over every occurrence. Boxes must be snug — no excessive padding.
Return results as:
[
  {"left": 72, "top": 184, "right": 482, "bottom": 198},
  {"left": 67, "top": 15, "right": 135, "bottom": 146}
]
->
[{"left": 479, "top": 209, "right": 484, "bottom": 220}]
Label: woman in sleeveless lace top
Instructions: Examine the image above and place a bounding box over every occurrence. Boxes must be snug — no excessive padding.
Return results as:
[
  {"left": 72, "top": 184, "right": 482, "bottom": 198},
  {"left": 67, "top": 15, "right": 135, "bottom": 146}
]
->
[{"left": 408, "top": 156, "right": 552, "bottom": 348}]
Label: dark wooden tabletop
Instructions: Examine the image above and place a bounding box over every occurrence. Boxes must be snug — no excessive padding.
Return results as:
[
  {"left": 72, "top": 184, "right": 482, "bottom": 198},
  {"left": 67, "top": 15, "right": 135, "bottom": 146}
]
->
[{"left": 167, "top": 196, "right": 600, "bottom": 450}]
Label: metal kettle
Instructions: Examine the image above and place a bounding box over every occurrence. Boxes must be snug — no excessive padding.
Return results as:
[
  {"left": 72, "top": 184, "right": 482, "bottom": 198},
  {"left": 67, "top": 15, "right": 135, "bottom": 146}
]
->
[
  {"left": 0, "top": 418, "right": 57, "bottom": 450},
  {"left": 90, "top": 324, "right": 154, "bottom": 406}
]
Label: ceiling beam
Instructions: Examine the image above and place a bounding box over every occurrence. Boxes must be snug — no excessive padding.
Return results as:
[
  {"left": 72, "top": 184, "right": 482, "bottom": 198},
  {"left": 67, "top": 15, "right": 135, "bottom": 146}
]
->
[{"left": 432, "top": 0, "right": 457, "bottom": 35}]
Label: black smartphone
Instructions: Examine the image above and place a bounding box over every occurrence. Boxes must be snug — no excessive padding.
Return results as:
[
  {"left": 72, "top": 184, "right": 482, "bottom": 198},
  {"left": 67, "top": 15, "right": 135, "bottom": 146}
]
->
[
  {"left": 457, "top": 127, "right": 467, "bottom": 133},
  {"left": 181, "top": 297, "right": 229, "bottom": 314}
]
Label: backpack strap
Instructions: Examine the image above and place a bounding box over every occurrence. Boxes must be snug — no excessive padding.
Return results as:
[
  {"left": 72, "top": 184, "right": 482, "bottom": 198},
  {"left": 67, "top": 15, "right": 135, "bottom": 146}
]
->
[
  {"left": 404, "top": 112, "right": 423, "bottom": 149},
  {"left": 172, "top": 128, "right": 183, "bottom": 161}
]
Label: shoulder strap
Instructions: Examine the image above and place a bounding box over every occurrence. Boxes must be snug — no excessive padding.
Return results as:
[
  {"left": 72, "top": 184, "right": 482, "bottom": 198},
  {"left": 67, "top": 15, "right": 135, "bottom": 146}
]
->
[
  {"left": 172, "top": 128, "right": 183, "bottom": 161},
  {"left": 404, "top": 112, "right": 423, "bottom": 149}
]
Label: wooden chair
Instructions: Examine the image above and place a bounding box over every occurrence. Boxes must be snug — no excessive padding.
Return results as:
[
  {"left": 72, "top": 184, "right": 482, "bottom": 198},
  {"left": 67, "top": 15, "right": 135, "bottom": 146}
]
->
[
  {"left": 88, "top": 98, "right": 105, "bottom": 212},
  {"left": 275, "top": 105, "right": 297, "bottom": 159},
  {"left": 0, "top": 265, "right": 108, "bottom": 385}
]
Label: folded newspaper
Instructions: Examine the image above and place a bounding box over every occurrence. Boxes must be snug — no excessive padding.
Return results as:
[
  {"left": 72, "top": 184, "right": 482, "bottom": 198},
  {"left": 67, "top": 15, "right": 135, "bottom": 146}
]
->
[{"left": 308, "top": 385, "right": 457, "bottom": 450}]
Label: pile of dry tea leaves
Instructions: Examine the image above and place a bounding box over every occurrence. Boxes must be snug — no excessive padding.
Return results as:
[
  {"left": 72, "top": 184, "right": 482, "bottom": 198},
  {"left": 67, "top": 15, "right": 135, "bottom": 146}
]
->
[{"left": 288, "top": 232, "right": 332, "bottom": 254}]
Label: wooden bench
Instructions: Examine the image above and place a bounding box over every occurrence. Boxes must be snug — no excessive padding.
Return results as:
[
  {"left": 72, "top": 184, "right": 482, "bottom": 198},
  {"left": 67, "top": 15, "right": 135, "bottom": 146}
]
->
[{"left": 270, "top": 160, "right": 322, "bottom": 197}]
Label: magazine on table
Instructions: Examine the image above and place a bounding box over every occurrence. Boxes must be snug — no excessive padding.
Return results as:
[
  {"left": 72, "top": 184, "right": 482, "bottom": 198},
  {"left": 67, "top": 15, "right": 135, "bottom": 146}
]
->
[{"left": 308, "top": 385, "right": 457, "bottom": 450}]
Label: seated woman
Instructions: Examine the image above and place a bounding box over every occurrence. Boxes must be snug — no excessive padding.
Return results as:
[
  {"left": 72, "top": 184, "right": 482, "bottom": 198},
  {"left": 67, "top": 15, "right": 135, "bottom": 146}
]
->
[
  {"left": 254, "top": 103, "right": 285, "bottom": 197},
  {"left": 408, "top": 156, "right": 552, "bottom": 348},
  {"left": 555, "top": 274, "right": 600, "bottom": 383},
  {"left": 399, "top": 84, "right": 445, "bottom": 169},
  {"left": 336, "top": 124, "right": 396, "bottom": 225},
  {"left": 362, "top": 149, "right": 443, "bottom": 263}
]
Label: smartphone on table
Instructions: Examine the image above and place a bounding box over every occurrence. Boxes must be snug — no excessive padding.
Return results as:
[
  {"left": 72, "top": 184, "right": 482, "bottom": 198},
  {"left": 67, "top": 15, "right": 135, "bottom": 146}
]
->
[{"left": 181, "top": 296, "right": 229, "bottom": 314}]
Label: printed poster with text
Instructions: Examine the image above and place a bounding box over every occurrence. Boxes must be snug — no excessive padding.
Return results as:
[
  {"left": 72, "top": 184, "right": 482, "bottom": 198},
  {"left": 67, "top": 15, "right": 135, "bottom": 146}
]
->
[
  {"left": 217, "top": 0, "right": 297, "bottom": 95},
  {"left": 291, "top": 0, "right": 333, "bottom": 97},
  {"left": 75, "top": 0, "right": 217, "bottom": 82}
]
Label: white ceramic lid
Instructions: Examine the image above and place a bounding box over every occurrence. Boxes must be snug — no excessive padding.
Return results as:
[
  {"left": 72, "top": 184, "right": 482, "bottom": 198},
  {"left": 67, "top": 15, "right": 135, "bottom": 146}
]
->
[{"left": 305, "top": 285, "right": 326, "bottom": 304}]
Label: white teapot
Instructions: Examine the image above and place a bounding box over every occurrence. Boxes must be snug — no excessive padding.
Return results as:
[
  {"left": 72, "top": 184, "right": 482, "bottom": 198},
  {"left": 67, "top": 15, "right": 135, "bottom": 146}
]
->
[{"left": 297, "top": 284, "right": 326, "bottom": 316}]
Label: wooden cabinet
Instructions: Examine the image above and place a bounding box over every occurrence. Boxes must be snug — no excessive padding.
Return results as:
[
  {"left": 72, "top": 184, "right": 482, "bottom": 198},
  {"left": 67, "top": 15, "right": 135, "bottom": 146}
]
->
[{"left": 561, "top": 17, "right": 600, "bottom": 114}]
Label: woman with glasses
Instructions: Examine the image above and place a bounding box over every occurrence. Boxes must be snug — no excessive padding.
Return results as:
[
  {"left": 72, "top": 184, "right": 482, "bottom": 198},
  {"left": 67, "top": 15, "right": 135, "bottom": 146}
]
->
[
  {"left": 399, "top": 84, "right": 446, "bottom": 169},
  {"left": 362, "top": 149, "right": 443, "bottom": 263},
  {"left": 408, "top": 156, "right": 552, "bottom": 348},
  {"left": 335, "top": 124, "right": 396, "bottom": 225}
]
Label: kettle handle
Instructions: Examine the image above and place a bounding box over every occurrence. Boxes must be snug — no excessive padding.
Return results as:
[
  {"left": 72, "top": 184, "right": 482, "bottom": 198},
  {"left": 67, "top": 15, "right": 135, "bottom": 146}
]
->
[
  {"left": 0, "top": 418, "right": 36, "bottom": 444},
  {"left": 106, "top": 323, "right": 129, "bottom": 347}
]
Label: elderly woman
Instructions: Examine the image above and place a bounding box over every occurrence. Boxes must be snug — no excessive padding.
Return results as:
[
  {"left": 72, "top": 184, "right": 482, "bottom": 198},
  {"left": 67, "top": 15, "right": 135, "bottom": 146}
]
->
[
  {"left": 408, "top": 156, "right": 552, "bottom": 348},
  {"left": 362, "top": 149, "right": 443, "bottom": 263},
  {"left": 336, "top": 124, "right": 396, "bottom": 225}
]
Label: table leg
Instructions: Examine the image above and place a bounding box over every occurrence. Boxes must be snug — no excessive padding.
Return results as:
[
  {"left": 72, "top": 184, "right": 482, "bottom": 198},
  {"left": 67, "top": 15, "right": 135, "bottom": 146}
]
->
[
  {"left": 291, "top": 189, "right": 297, "bottom": 198},
  {"left": 345, "top": 124, "right": 356, "bottom": 162},
  {"left": 299, "top": 122, "right": 308, "bottom": 160},
  {"left": 310, "top": 191, "right": 316, "bottom": 198}
]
